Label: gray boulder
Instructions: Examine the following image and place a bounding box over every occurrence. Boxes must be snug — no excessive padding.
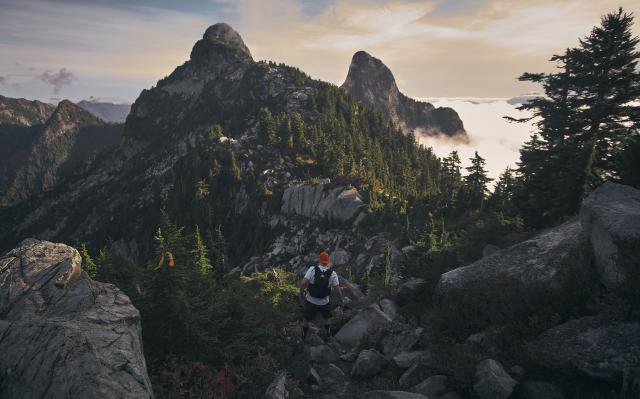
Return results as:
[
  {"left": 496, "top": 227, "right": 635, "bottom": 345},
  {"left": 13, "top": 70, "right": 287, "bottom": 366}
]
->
[
  {"left": 392, "top": 351, "right": 428, "bottom": 369},
  {"left": 580, "top": 182, "right": 640, "bottom": 291},
  {"left": 351, "top": 349, "right": 389, "bottom": 379},
  {"left": 281, "top": 184, "right": 366, "bottom": 223},
  {"left": 399, "top": 362, "right": 432, "bottom": 388},
  {"left": 520, "top": 381, "right": 565, "bottom": 399},
  {"left": 335, "top": 304, "right": 392, "bottom": 347},
  {"left": 532, "top": 316, "right": 640, "bottom": 381},
  {"left": 309, "top": 363, "right": 348, "bottom": 394},
  {"left": 411, "top": 375, "right": 449, "bottom": 397},
  {"left": 0, "top": 239, "right": 153, "bottom": 399},
  {"left": 309, "top": 345, "right": 340, "bottom": 363},
  {"left": 473, "top": 359, "right": 517, "bottom": 399},
  {"left": 440, "top": 393, "right": 463, "bottom": 399},
  {"left": 379, "top": 298, "right": 400, "bottom": 321},
  {"left": 363, "top": 391, "right": 428, "bottom": 399},
  {"left": 435, "top": 220, "right": 595, "bottom": 328},
  {"left": 380, "top": 327, "right": 423, "bottom": 356},
  {"left": 262, "top": 372, "right": 288, "bottom": 399},
  {"left": 397, "top": 278, "right": 427, "bottom": 305}
]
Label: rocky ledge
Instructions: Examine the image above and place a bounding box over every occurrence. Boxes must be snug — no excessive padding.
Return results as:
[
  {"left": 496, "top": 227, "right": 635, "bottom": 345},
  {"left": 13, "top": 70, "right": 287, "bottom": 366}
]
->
[{"left": 0, "top": 239, "right": 153, "bottom": 399}]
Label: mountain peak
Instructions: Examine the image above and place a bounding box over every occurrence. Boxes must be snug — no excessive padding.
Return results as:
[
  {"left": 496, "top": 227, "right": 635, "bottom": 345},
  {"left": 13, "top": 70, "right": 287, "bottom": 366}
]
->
[
  {"left": 341, "top": 51, "right": 465, "bottom": 138},
  {"left": 49, "top": 99, "right": 103, "bottom": 126},
  {"left": 343, "top": 51, "right": 399, "bottom": 97},
  {"left": 191, "top": 23, "right": 252, "bottom": 62}
]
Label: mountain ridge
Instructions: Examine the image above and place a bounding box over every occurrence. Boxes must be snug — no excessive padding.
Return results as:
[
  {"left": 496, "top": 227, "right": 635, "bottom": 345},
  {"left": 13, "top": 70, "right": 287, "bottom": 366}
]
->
[{"left": 341, "top": 51, "right": 466, "bottom": 139}]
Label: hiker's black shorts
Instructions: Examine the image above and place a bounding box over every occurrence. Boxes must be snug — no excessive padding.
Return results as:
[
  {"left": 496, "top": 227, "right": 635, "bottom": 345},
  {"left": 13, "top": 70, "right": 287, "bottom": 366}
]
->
[{"left": 303, "top": 299, "right": 332, "bottom": 321}]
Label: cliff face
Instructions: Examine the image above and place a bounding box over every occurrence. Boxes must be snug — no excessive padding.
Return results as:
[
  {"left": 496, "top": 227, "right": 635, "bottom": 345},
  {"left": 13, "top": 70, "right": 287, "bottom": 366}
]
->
[
  {"left": 341, "top": 51, "right": 466, "bottom": 139},
  {"left": 0, "top": 239, "right": 153, "bottom": 398}
]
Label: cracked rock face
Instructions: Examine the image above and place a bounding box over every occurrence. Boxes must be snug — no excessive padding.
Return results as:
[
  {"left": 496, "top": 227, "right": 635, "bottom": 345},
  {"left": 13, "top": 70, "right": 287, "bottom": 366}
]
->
[{"left": 0, "top": 239, "right": 153, "bottom": 399}]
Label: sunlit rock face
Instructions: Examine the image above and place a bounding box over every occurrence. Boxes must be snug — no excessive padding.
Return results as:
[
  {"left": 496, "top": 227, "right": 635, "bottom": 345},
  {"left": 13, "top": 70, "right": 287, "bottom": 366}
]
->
[{"left": 341, "top": 51, "right": 466, "bottom": 139}]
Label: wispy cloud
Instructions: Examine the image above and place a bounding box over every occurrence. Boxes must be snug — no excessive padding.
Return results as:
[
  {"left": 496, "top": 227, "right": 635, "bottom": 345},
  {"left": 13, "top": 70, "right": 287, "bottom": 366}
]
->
[
  {"left": 38, "top": 68, "right": 76, "bottom": 94},
  {"left": 0, "top": 0, "right": 638, "bottom": 101}
]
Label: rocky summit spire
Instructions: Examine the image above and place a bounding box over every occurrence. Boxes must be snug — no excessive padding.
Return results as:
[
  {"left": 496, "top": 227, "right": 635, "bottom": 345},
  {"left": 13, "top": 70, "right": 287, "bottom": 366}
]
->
[
  {"left": 342, "top": 51, "right": 401, "bottom": 104},
  {"left": 190, "top": 23, "right": 253, "bottom": 64},
  {"left": 341, "top": 51, "right": 466, "bottom": 138}
]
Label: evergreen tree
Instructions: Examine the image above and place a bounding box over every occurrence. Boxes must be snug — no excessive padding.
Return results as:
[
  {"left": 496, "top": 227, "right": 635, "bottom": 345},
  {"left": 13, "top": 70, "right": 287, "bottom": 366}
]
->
[
  {"left": 290, "top": 112, "right": 305, "bottom": 150},
  {"left": 79, "top": 243, "right": 97, "bottom": 279},
  {"left": 460, "top": 152, "right": 492, "bottom": 211},
  {"left": 489, "top": 167, "right": 517, "bottom": 215},
  {"left": 193, "top": 225, "right": 212, "bottom": 275},
  {"left": 277, "top": 113, "right": 293, "bottom": 150},
  {"left": 513, "top": 8, "right": 640, "bottom": 224},
  {"left": 441, "top": 151, "right": 462, "bottom": 208},
  {"left": 258, "top": 107, "right": 277, "bottom": 144}
]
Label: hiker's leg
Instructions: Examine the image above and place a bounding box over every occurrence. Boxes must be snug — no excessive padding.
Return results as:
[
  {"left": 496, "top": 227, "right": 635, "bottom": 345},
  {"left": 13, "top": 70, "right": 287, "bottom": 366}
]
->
[
  {"left": 320, "top": 303, "right": 332, "bottom": 336},
  {"left": 302, "top": 300, "right": 316, "bottom": 339}
]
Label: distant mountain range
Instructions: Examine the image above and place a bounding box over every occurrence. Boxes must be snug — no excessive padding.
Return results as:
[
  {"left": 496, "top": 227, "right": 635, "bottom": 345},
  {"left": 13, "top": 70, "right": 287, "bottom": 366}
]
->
[
  {"left": 0, "top": 95, "right": 122, "bottom": 205},
  {"left": 77, "top": 100, "right": 131, "bottom": 123}
]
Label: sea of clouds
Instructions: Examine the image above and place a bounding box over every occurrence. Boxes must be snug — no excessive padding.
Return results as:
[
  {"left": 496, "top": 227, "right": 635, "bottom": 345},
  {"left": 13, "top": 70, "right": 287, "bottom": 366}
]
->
[{"left": 414, "top": 97, "right": 537, "bottom": 183}]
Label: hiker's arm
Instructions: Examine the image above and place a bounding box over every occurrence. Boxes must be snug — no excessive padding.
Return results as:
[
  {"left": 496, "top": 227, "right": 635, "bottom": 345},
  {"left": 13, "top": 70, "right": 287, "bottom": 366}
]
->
[{"left": 299, "top": 278, "right": 309, "bottom": 304}]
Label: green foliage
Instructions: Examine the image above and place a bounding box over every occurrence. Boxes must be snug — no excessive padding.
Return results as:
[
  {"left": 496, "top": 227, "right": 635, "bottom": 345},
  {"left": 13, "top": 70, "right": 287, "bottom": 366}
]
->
[
  {"left": 79, "top": 243, "right": 97, "bottom": 279},
  {"left": 459, "top": 151, "right": 492, "bottom": 212},
  {"left": 512, "top": 8, "right": 640, "bottom": 226},
  {"left": 206, "top": 123, "right": 224, "bottom": 141},
  {"left": 258, "top": 107, "right": 277, "bottom": 144}
]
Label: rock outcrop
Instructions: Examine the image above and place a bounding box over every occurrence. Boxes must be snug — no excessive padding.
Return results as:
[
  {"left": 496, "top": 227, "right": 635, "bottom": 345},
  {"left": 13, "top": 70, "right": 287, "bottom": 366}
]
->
[
  {"left": 280, "top": 183, "right": 366, "bottom": 223},
  {"left": 0, "top": 239, "right": 153, "bottom": 398},
  {"left": 580, "top": 182, "right": 640, "bottom": 291},
  {"left": 434, "top": 220, "right": 596, "bottom": 328},
  {"left": 532, "top": 316, "right": 640, "bottom": 381},
  {"left": 341, "top": 51, "right": 465, "bottom": 138}
]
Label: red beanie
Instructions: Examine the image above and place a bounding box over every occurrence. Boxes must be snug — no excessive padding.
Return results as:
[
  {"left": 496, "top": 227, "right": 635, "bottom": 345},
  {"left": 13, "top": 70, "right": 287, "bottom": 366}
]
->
[{"left": 319, "top": 251, "right": 330, "bottom": 265}]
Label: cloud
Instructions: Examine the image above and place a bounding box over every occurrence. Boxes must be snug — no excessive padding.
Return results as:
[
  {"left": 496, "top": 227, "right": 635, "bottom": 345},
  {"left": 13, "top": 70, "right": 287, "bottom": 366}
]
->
[
  {"left": 38, "top": 68, "right": 76, "bottom": 94},
  {"left": 0, "top": 76, "right": 6, "bottom": 84}
]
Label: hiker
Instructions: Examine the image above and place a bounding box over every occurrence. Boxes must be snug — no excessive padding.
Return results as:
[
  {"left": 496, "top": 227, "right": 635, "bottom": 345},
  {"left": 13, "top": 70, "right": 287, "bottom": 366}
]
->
[{"left": 299, "top": 251, "right": 345, "bottom": 339}]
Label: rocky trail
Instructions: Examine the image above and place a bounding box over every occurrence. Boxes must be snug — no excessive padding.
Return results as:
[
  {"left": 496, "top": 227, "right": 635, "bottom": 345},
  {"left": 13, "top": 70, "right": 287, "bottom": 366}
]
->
[{"left": 262, "top": 182, "right": 640, "bottom": 399}]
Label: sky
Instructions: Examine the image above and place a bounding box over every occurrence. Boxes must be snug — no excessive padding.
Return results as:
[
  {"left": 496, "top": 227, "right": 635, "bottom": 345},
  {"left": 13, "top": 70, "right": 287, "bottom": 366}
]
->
[{"left": 1, "top": 0, "right": 639, "bottom": 104}]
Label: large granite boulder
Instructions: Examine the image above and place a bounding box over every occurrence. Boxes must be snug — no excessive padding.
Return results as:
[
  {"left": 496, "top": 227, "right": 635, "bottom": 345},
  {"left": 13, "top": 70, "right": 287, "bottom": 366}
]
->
[
  {"left": 580, "top": 182, "right": 640, "bottom": 291},
  {"left": 281, "top": 183, "right": 366, "bottom": 223},
  {"left": 532, "top": 316, "right": 640, "bottom": 381},
  {"left": 308, "top": 363, "right": 348, "bottom": 395},
  {"left": 351, "top": 349, "right": 389, "bottom": 379},
  {"left": 473, "top": 359, "right": 517, "bottom": 399},
  {"left": 434, "top": 220, "right": 596, "bottom": 329},
  {"left": 0, "top": 239, "right": 153, "bottom": 399},
  {"left": 335, "top": 304, "right": 392, "bottom": 347},
  {"left": 380, "top": 327, "right": 423, "bottom": 356}
]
